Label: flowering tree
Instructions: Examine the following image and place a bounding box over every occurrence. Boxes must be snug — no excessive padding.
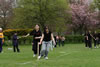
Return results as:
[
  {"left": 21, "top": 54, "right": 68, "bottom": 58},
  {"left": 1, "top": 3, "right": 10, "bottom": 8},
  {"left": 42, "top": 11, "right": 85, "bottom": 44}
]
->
[
  {"left": 69, "top": 0, "right": 99, "bottom": 34},
  {"left": 0, "top": 0, "right": 13, "bottom": 29}
]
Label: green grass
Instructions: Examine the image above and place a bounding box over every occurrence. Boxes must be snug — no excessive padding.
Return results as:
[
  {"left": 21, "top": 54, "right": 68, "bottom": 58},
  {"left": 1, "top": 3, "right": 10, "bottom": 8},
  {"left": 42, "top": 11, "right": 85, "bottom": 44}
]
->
[{"left": 0, "top": 44, "right": 100, "bottom": 67}]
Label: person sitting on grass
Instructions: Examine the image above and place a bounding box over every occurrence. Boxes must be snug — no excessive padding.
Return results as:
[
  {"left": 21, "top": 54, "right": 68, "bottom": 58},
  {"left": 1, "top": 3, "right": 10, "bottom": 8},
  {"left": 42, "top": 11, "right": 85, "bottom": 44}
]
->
[
  {"left": 12, "top": 33, "right": 20, "bottom": 52},
  {"left": 0, "top": 28, "right": 4, "bottom": 53},
  {"left": 38, "top": 26, "right": 56, "bottom": 60}
]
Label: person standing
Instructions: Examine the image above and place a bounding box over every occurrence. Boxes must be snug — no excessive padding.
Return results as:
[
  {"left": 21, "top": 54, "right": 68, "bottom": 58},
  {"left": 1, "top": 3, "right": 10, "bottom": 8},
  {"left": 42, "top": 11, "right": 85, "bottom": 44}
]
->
[
  {"left": 54, "top": 36, "right": 57, "bottom": 47},
  {"left": 58, "top": 36, "right": 61, "bottom": 47},
  {"left": 84, "top": 31, "right": 88, "bottom": 47},
  {"left": 12, "top": 33, "right": 20, "bottom": 52},
  {"left": 55, "top": 35, "right": 59, "bottom": 47},
  {"left": 87, "top": 30, "right": 95, "bottom": 48},
  {"left": 93, "top": 31, "right": 99, "bottom": 48},
  {"left": 38, "top": 26, "right": 56, "bottom": 60},
  {"left": 98, "top": 33, "right": 100, "bottom": 45},
  {"left": 0, "top": 28, "right": 4, "bottom": 53},
  {"left": 61, "top": 36, "right": 65, "bottom": 46},
  {"left": 25, "top": 24, "right": 42, "bottom": 57}
]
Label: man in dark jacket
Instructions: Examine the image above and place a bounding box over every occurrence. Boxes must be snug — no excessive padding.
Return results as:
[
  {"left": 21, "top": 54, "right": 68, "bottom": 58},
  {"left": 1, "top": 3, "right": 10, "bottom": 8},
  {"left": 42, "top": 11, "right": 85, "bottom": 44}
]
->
[{"left": 12, "top": 33, "right": 20, "bottom": 52}]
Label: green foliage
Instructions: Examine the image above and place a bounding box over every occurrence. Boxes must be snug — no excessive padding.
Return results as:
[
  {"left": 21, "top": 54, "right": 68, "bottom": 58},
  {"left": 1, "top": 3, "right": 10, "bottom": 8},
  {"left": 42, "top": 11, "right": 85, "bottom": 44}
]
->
[
  {"left": 3, "top": 36, "right": 33, "bottom": 46},
  {"left": 18, "top": 36, "right": 33, "bottom": 45},
  {"left": 94, "top": 0, "right": 100, "bottom": 10},
  {"left": 96, "top": 29, "right": 100, "bottom": 33},
  {"left": 3, "top": 35, "right": 84, "bottom": 46},
  {"left": 4, "top": 29, "right": 33, "bottom": 37},
  {"left": 12, "top": 0, "right": 70, "bottom": 32},
  {"left": 65, "top": 35, "right": 84, "bottom": 43}
]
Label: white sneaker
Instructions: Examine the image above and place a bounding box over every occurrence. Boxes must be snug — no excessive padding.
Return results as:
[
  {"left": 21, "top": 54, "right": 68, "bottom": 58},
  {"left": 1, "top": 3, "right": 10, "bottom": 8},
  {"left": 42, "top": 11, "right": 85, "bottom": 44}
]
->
[
  {"left": 38, "top": 56, "right": 41, "bottom": 60},
  {"left": 33, "top": 54, "right": 36, "bottom": 57},
  {"left": 94, "top": 47, "right": 97, "bottom": 48},
  {"left": 45, "top": 57, "right": 48, "bottom": 60}
]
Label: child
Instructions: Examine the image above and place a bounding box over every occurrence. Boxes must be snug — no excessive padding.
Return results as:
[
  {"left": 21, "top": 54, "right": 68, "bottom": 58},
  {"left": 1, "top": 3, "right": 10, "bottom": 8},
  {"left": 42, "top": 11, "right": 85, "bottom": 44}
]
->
[
  {"left": 0, "top": 28, "right": 4, "bottom": 53},
  {"left": 12, "top": 33, "right": 20, "bottom": 52}
]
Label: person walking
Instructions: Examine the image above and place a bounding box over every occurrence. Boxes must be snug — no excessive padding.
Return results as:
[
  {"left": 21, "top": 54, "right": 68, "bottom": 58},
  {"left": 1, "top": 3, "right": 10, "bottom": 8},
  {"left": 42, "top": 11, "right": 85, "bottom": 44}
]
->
[
  {"left": 38, "top": 26, "right": 56, "bottom": 60},
  {"left": 25, "top": 24, "right": 42, "bottom": 57},
  {"left": 87, "top": 30, "right": 95, "bottom": 48}
]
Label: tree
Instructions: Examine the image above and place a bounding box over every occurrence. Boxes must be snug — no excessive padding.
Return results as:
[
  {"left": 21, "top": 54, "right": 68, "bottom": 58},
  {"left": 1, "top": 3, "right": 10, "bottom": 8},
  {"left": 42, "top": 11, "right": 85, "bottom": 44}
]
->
[
  {"left": 69, "top": 0, "right": 99, "bottom": 34},
  {"left": 93, "top": 0, "right": 100, "bottom": 29},
  {"left": 12, "top": 0, "right": 70, "bottom": 32},
  {"left": 0, "top": 0, "right": 13, "bottom": 29}
]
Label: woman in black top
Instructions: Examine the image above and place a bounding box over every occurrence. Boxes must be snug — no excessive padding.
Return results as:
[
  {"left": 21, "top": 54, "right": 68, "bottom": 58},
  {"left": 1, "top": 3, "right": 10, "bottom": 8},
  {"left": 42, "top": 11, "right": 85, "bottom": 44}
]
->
[
  {"left": 87, "top": 30, "right": 95, "bottom": 48},
  {"left": 93, "top": 31, "right": 99, "bottom": 48},
  {"left": 26, "top": 24, "right": 42, "bottom": 57},
  {"left": 38, "top": 26, "right": 55, "bottom": 60},
  {"left": 84, "top": 31, "right": 88, "bottom": 47}
]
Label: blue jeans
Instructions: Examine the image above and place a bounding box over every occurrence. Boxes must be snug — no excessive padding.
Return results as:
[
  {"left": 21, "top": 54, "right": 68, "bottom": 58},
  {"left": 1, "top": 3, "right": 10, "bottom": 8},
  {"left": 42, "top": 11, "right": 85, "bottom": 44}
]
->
[{"left": 40, "top": 41, "right": 51, "bottom": 57}]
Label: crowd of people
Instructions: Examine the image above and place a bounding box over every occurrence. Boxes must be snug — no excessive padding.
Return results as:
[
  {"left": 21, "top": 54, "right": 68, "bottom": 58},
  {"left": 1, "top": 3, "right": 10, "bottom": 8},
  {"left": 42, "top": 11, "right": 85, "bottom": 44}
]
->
[
  {"left": 84, "top": 30, "right": 100, "bottom": 48},
  {"left": 0, "top": 24, "right": 66, "bottom": 60}
]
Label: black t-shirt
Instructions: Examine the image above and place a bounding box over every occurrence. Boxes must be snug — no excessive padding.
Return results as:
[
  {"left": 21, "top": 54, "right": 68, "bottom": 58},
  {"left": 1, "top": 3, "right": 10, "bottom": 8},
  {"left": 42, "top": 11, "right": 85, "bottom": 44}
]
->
[
  {"left": 98, "top": 33, "right": 100, "bottom": 39},
  {"left": 30, "top": 30, "right": 42, "bottom": 41},
  {"left": 43, "top": 31, "right": 52, "bottom": 41},
  {"left": 87, "top": 33, "right": 92, "bottom": 41},
  {"left": 93, "top": 33, "right": 98, "bottom": 39},
  {"left": 54, "top": 36, "right": 56, "bottom": 42},
  {"left": 84, "top": 33, "right": 88, "bottom": 40}
]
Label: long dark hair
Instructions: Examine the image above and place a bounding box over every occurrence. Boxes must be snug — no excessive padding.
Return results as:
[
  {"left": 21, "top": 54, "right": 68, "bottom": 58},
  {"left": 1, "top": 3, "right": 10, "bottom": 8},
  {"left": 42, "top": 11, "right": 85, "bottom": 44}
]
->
[{"left": 44, "top": 26, "right": 51, "bottom": 33}]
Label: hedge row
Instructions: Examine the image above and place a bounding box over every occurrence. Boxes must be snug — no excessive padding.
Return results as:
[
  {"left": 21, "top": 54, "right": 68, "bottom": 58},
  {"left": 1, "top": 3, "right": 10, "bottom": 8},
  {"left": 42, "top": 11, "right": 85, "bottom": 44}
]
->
[
  {"left": 65, "top": 35, "right": 84, "bottom": 43},
  {"left": 3, "top": 35, "right": 84, "bottom": 46},
  {"left": 3, "top": 29, "right": 33, "bottom": 40}
]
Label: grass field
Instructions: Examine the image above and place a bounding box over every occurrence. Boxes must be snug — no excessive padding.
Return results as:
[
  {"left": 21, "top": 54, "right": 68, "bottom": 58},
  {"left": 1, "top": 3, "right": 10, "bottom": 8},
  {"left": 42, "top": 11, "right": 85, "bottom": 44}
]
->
[{"left": 0, "top": 44, "right": 100, "bottom": 67}]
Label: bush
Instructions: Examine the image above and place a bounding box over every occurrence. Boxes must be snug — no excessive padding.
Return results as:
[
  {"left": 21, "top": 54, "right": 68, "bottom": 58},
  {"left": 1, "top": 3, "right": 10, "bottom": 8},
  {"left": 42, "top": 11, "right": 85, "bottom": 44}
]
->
[
  {"left": 3, "top": 34, "right": 85, "bottom": 46},
  {"left": 3, "top": 29, "right": 33, "bottom": 46},
  {"left": 3, "top": 29, "right": 33, "bottom": 40},
  {"left": 3, "top": 40, "right": 12, "bottom": 46},
  {"left": 18, "top": 36, "right": 33, "bottom": 45},
  {"left": 3, "top": 36, "right": 33, "bottom": 46},
  {"left": 96, "top": 29, "right": 100, "bottom": 33},
  {"left": 65, "top": 35, "right": 84, "bottom": 43}
]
